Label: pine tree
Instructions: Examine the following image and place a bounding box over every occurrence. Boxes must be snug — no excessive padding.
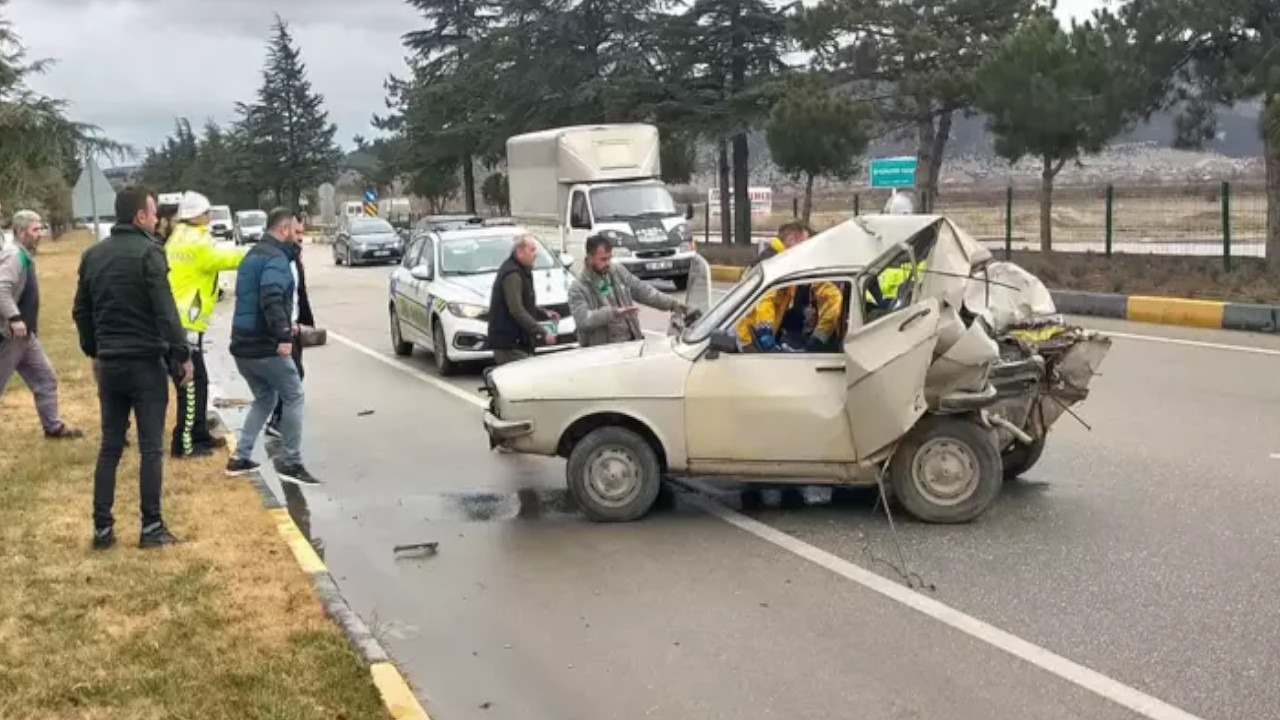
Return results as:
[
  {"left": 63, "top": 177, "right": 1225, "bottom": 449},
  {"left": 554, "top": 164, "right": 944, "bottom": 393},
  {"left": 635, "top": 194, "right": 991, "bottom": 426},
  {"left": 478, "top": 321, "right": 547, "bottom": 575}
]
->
[{"left": 245, "top": 16, "right": 342, "bottom": 212}]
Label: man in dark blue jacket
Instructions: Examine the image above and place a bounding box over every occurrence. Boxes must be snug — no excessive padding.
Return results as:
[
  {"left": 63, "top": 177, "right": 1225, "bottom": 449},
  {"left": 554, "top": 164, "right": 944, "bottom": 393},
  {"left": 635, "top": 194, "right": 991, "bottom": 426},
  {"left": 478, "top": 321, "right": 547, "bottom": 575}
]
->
[{"left": 224, "top": 207, "right": 319, "bottom": 485}]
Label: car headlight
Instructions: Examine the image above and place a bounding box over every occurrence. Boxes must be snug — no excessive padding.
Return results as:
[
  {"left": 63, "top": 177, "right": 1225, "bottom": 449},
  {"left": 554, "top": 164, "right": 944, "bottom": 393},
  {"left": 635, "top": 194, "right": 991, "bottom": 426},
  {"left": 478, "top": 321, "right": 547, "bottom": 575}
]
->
[
  {"left": 448, "top": 302, "right": 488, "bottom": 320},
  {"left": 674, "top": 223, "right": 693, "bottom": 242},
  {"left": 598, "top": 229, "right": 637, "bottom": 248}
]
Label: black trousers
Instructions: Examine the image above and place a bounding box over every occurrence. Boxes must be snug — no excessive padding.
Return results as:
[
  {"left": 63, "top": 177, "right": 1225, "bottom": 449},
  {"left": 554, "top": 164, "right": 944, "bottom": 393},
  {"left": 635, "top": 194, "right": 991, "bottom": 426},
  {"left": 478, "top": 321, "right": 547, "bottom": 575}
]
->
[
  {"left": 270, "top": 340, "right": 304, "bottom": 426},
  {"left": 94, "top": 356, "right": 169, "bottom": 530},
  {"left": 171, "top": 334, "right": 212, "bottom": 454}
]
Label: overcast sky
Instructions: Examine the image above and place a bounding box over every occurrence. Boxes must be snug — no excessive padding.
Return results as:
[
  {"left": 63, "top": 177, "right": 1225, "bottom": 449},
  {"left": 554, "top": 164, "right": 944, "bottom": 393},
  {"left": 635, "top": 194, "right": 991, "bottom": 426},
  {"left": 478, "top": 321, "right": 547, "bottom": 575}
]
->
[{"left": 10, "top": 0, "right": 1103, "bottom": 167}]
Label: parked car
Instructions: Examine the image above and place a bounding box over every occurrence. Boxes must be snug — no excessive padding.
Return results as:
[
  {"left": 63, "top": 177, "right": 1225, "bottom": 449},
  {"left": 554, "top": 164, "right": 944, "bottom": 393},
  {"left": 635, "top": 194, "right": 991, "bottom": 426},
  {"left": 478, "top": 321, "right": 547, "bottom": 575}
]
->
[
  {"left": 209, "top": 205, "right": 234, "bottom": 240},
  {"left": 388, "top": 225, "right": 577, "bottom": 375},
  {"left": 480, "top": 214, "right": 1111, "bottom": 524},
  {"left": 234, "top": 210, "right": 268, "bottom": 245},
  {"left": 333, "top": 216, "right": 404, "bottom": 266}
]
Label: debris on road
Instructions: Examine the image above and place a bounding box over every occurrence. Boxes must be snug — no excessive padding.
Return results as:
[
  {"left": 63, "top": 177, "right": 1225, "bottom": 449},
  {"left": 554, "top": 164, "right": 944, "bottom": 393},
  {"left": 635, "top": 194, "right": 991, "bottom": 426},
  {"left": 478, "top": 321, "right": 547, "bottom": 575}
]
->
[
  {"left": 212, "top": 397, "right": 251, "bottom": 408},
  {"left": 357, "top": 409, "right": 374, "bottom": 417},
  {"left": 392, "top": 542, "right": 438, "bottom": 559}
]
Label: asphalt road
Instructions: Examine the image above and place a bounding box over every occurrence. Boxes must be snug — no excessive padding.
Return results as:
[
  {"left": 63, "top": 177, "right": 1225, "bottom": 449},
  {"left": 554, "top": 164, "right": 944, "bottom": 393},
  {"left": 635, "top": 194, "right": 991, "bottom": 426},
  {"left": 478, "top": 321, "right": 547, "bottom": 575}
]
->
[{"left": 205, "top": 247, "right": 1280, "bottom": 720}]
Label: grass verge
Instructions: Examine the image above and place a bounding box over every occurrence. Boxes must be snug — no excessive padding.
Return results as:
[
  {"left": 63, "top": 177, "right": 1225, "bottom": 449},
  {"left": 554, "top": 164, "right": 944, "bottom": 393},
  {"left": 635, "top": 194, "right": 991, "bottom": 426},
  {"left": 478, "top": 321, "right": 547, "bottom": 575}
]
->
[{"left": 0, "top": 232, "right": 390, "bottom": 720}]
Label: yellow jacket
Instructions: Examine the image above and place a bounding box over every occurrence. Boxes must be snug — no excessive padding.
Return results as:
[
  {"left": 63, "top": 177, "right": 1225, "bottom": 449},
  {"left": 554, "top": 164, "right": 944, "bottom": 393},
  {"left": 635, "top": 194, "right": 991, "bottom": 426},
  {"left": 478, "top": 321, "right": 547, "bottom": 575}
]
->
[
  {"left": 737, "top": 285, "right": 797, "bottom": 347},
  {"left": 808, "top": 281, "right": 844, "bottom": 343},
  {"left": 166, "top": 222, "right": 246, "bottom": 332}
]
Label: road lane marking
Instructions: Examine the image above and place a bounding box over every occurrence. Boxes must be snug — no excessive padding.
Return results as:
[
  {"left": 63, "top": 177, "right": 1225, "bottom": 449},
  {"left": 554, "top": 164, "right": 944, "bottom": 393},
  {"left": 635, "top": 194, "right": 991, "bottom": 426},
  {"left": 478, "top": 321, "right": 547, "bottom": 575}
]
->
[
  {"left": 1100, "top": 330, "right": 1280, "bottom": 357},
  {"left": 326, "top": 328, "right": 1206, "bottom": 720},
  {"left": 328, "top": 331, "right": 489, "bottom": 410}
]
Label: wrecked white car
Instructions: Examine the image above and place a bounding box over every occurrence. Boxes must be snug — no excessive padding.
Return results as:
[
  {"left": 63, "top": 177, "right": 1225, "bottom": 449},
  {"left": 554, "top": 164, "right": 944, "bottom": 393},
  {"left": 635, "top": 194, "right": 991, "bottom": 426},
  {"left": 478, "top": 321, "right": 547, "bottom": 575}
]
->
[{"left": 481, "top": 215, "right": 1110, "bottom": 524}]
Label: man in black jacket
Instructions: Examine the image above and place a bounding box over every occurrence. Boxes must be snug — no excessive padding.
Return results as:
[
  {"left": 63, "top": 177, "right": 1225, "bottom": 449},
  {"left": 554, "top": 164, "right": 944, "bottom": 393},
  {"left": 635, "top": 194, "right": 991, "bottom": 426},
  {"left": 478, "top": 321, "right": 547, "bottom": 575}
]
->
[
  {"left": 224, "top": 208, "right": 319, "bottom": 486},
  {"left": 486, "top": 234, "right": 558, "bottom": 365},
  {"left": 73, "top": 185, "right": 192, "bottom": 550}
]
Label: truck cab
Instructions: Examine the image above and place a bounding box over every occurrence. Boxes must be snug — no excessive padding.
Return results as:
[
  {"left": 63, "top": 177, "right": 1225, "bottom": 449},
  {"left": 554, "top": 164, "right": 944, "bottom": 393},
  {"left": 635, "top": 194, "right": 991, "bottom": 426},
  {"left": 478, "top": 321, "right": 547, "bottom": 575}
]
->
[{"left": 507, "top": 124, "right": 698, "bottom": 289}]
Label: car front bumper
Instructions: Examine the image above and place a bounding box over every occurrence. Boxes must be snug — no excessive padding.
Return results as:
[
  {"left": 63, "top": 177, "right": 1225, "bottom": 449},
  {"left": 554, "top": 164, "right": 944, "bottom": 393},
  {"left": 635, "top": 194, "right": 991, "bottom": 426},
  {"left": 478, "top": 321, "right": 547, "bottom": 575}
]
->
[
  {"left": 444, "top": 316, "right": 578, "bottom": 362},
  {"left": 483, "top": 410, "right": 535, "bottom": 449},
  {"left": 211, "top": 225, "right": 233, "bottom": 238},
  {"left": 617, "top": 249, "right": 696, "bottom": 279},
  {"left": 350, "top": 246, "right": 404, "bottom": 263}
]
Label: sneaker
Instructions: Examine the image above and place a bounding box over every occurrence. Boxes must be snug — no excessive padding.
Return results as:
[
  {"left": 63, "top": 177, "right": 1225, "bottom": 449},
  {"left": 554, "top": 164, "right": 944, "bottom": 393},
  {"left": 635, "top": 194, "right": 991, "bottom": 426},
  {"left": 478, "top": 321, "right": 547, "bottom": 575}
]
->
[
  {"left": 275, "top": 462, "right": 321, "bottom": 486},
  {"left": 225, "top": 457, "right": 261, "bottom": 477},
  {"left": 45, "top": 424, "right": 84, "bottom": 439},
  {"left": 172, "top": 445, "right": 215, "bottom": 459},
  {"left": 139, "top": 524, "right": 183, "bottom": 549},
  {"left": 264, "top": 422, "right": 283, "bottom": 439},
  {"left": 91, "top": 526, "right": 115, "bottom": 550}
]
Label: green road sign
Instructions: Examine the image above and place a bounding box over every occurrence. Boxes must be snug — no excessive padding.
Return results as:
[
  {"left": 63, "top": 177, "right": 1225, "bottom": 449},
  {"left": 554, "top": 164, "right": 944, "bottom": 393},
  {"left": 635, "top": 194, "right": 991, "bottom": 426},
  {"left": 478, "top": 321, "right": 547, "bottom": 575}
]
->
[{"left": 869, "top": 157, "right": 918, "bottom": 188}]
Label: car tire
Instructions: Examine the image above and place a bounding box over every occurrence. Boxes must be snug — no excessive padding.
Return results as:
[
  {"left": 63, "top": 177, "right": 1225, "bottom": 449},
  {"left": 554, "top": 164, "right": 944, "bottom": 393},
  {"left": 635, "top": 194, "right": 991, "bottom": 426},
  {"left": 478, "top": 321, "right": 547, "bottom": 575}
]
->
[
  {"left": 390, "top": 305, "right": 413, "bottom": 357},
  {"left": 333, "top": 246, "right": 343, "bottom": 266},
  {"left": 432, "top": 321, "right": 457, "bottom": 376},
  {"left": 566, "top": 426, "right": 663, "bottom": 522},
  {"left": 888, "top": 415, "right": 1002, "bottom": 524},
  {"left": 1001, "top": 432, "right": 1046, "bottom": 480},
  {"left": 672, "top": 276, "right": 689, "bottom": 291}
]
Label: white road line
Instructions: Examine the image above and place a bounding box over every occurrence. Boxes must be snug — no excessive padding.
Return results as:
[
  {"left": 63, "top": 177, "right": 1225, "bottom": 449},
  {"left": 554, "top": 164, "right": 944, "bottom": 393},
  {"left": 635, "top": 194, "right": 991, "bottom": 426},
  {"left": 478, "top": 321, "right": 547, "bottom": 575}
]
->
[
  {"left": 326, "top": 327, "right": 1205, "bottom": 720},
  {"left": 328, "top": 331, "right": 488, "bottom": 410},
  {"left": 1271, "top": 454, "right": 1280, "bottom": 461},
  {"left": 1101, "top": 330, "right": 1280, "bottom": 357}
]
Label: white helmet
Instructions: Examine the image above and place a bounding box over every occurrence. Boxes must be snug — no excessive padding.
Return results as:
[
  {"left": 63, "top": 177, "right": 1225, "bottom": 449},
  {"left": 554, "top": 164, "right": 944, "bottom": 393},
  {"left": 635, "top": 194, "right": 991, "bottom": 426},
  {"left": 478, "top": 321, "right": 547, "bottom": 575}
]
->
[{"left": 177, "top": 191, "right": 211, "bottom": 221}]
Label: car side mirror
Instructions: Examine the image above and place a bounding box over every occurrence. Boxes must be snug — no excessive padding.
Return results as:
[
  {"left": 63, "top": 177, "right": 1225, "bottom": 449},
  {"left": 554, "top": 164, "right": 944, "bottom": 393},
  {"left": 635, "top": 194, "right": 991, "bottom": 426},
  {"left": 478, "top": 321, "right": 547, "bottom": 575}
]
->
[
  {"left": 410, "top": 265, "right": 433, "bottom": 281},
  {"left": 705, "top": 328, "right": 738, "bottom": 359},
  {"left": 685, "top": 204, "right": 695, "bottom": 220},
  {"left": 559, "top": 252, "right": 574, "bottom": 267}
]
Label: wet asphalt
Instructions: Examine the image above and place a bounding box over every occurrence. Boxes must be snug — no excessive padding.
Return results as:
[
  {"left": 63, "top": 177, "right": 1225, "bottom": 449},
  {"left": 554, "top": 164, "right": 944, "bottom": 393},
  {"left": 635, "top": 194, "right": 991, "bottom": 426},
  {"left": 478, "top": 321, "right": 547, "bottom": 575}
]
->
[{"left": 204, "top": 247, "right": 1280, "bottom": 720}]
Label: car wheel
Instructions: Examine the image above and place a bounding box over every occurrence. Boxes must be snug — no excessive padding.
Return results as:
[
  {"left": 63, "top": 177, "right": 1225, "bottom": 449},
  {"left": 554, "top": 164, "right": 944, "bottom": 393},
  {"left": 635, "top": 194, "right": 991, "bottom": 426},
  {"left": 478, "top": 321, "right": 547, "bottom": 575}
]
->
[
  {"left": 333, "top": 246, "right": 343, "bottom": 266},
  {"left": 566, "top": 425, "right": 663, "bottom": 522},
  {"left": 888, "top": 416, "right": 1002, "bottom": 524},
  {"left": 1001, "top": 432, "right": 1046, "bottom": 480},
  {"left": 672, "top": 275, "right": 689, "bottom": 291},
  {"left": 390, "top": 305, "right": 413, "bottom": 357},
  {"left": 432, "top": 321, "right": 457, "bottom": 376}
]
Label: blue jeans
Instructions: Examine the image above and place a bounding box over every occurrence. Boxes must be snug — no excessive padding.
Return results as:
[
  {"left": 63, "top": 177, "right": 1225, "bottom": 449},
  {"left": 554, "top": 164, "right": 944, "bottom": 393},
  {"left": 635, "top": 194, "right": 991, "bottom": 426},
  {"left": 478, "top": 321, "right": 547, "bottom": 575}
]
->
[{"left": 233, "top": 355, "right": 304, "bottom": 466}]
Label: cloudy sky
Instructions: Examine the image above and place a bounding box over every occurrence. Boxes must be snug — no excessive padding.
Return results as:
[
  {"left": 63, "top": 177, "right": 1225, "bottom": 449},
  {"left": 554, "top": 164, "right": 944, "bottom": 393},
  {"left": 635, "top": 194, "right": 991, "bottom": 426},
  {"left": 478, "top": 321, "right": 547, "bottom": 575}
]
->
[{"left": 10, "top": 0, "right": 1103, "bottom": 167}]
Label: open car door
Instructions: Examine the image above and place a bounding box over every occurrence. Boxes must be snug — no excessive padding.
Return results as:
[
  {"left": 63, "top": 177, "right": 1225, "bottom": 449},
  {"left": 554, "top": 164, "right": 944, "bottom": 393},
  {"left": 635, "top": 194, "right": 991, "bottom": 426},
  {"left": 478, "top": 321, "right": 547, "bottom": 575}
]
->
[
  {"left": 670, "top": 253, "right": 714, "bottom": 336},
  {"left": 843, "top": 244, "right": 941, "bottom": 461}
]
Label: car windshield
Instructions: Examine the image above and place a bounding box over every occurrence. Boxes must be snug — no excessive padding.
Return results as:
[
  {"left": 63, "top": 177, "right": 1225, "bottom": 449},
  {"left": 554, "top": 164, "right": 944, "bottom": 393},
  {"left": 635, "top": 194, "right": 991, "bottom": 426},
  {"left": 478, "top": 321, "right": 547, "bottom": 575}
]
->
[
  {"left": 239, "top": 212, "right": 266, "bottom": 227},
  {"left": 439, "top": 234, "right": 556, "bottom": 275},
  {"left": 210, "top": 207, "right": 231, "bottom": 221},
  {"left": 590, "top": 184, "right": 677, "bottom": 221},
  {"left": 682, "top": 267, "right": 763, "bottom": 344},
  {"left": 427, "top": 216, "right": 484, "bottom": 231},
  {"left": 350, "top": 218, "right": 394, "bottom": 235}
]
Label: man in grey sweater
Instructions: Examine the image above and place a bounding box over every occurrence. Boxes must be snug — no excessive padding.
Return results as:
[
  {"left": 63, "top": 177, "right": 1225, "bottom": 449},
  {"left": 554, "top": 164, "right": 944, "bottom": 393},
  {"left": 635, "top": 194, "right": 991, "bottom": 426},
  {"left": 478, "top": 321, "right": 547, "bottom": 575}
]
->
[
  {"left": 568, "top": 233, "right": 689, "bottom": 348},
  {"left": 0, "top": 209, "right": 82, "bottom": 438}
]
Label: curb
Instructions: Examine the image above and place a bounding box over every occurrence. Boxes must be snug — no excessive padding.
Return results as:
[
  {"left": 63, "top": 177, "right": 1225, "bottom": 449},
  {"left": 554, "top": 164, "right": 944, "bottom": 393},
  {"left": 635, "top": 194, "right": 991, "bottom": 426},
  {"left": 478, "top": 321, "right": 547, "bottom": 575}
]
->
[
  {"left": 706, "top": 264, "right": 1280, "bottom": 334},
  {"left": 211, "top": 410, "right": 431, "bottom": 720}
]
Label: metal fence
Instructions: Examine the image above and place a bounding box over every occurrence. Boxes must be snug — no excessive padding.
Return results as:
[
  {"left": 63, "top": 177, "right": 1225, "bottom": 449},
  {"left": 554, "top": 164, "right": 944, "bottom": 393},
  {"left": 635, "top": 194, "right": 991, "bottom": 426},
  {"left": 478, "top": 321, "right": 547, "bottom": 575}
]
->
[{"left": 688, "top": 181, "right": 1270, "bottom": 268}]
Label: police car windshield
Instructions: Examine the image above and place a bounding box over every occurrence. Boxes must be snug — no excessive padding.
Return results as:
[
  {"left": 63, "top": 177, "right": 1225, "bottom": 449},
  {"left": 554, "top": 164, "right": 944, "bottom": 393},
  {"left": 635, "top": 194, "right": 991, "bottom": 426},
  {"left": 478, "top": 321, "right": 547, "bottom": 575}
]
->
[{"left": 439, "top": 234, "right": 556, "bottom": 275}]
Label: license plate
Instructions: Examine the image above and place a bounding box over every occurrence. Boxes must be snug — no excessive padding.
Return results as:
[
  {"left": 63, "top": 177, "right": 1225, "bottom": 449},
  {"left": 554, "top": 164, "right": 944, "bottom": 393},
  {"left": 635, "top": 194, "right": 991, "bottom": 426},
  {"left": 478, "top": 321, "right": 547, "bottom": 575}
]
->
[
  {"left": 374, "top": 250, "right": 390, "bottom": 256},
  {"left": 646, "top": 261, "right": 673, "bottom": 271}
]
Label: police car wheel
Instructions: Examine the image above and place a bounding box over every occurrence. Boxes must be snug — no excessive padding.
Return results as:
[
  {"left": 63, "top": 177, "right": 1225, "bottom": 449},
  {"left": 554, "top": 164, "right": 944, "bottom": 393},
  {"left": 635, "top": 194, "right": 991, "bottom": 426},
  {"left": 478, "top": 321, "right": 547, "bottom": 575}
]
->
[{"left": 432, "top": 321, "right": 457, "bottom": 376}]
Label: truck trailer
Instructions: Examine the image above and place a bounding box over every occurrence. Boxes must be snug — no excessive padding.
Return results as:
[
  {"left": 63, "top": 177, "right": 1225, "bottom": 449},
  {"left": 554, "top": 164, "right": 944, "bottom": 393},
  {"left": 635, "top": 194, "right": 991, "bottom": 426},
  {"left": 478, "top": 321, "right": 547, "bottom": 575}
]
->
[{"left": 506, "top": 124, "right": 697, "bottom": 288}]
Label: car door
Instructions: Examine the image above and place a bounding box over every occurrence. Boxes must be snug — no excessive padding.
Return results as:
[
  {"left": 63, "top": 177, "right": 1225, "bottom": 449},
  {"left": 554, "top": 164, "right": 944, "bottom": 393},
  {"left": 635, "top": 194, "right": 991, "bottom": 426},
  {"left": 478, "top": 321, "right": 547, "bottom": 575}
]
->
[
  {"left": 672, "top": 253, "right": 713, "bottom": 336},
  {"left": 842, "top": 245, "right": 941, "bottom": 461},
  {"left": 399, "top": 237, "right": 432, "bottom": 342},
  {"left": 683, "top": 277, "right": 859, "bottom": 467}
]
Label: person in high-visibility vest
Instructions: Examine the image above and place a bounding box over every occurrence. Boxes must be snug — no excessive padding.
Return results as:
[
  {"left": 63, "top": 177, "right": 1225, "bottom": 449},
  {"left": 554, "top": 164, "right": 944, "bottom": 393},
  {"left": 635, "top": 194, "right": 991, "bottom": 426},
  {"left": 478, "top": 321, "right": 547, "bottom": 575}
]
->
[
  {"left": 865, "top": 261, "right": 926, "bottom": 310},
  {"left": 165, "top": 191, "right": 247, "bottom": 458}
]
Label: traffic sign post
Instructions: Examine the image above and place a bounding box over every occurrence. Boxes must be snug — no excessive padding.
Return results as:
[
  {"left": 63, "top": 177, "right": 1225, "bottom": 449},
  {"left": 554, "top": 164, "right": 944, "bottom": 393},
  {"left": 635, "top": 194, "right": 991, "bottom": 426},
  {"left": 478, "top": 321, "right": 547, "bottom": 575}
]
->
[
  {"left": 869, "top": 157, "right": 918, "bottom": 188},
  {"left": 363, "top": 188, "right": 378, "bottom": 216}
]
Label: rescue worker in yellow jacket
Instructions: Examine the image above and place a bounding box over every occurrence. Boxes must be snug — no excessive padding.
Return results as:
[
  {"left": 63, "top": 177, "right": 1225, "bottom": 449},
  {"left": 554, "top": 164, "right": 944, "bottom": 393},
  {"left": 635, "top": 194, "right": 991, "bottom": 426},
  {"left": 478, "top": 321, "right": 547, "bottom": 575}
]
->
[
  {"left": 166, "top": 191, "right": 247, "bottom": 458},
  {"left": 737, "top": 221, "right": 843, "bottom": 351},
  {"left": 866, "top": 260, "right": 926, "bottom": 311}
]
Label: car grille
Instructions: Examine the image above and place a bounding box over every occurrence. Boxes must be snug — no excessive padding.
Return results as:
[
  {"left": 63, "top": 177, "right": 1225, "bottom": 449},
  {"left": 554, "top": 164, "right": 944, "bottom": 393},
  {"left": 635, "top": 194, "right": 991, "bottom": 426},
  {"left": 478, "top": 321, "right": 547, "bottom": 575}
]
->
[
  {"left": 635, "top": 249, "right": 676, "bottom": 259},
  {"left": 541, "top": 302, "right": 570, "bottom": 318}
]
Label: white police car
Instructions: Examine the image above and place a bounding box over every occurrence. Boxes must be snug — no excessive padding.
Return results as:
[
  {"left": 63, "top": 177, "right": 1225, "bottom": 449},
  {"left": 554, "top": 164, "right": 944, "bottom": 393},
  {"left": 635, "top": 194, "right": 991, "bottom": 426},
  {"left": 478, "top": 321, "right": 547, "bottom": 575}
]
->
[{"left": 388, "top": 225, "right": 579, "bottom": 375}]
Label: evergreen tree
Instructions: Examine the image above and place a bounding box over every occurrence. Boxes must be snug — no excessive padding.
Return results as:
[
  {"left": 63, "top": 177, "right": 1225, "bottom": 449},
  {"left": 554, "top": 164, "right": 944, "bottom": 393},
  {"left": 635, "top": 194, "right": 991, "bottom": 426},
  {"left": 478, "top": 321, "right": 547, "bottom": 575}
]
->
[{"left": 244, "top": 16, "right": 342, "bottom": 212}]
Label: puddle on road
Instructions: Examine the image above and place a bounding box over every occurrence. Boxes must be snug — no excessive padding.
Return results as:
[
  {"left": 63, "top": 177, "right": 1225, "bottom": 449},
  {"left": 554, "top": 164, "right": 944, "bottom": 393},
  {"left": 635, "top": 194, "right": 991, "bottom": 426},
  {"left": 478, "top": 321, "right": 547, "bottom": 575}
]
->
[
  {"left": 282, "top": 482, "right": 326, "bottom": 560},
  {"left": 433, "top": 488, "right": 580, "bottom": 522}
]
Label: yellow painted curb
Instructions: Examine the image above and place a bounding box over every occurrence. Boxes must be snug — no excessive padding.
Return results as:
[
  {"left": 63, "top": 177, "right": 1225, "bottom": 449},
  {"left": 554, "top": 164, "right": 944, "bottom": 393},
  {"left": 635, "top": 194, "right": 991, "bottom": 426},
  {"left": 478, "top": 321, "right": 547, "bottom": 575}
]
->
[
  {"left": 710, "top": 265, "right": 745, "bottom": 282},
  {"left": 1127, "top": 296, "right": 1225, "bottom": 329},
  {"left": 267, "top": 507, "right": 327, "bottom": 574},
  {"left": 371, "top": 662, "right": 433, "bottom": 719}
]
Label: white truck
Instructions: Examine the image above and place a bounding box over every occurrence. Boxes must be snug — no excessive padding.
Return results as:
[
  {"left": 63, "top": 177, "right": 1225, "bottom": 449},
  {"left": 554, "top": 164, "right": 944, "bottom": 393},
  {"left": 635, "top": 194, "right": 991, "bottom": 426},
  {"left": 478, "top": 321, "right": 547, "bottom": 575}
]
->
[{"left": 506, "top": 124, "right": 698, "bottom": 289}]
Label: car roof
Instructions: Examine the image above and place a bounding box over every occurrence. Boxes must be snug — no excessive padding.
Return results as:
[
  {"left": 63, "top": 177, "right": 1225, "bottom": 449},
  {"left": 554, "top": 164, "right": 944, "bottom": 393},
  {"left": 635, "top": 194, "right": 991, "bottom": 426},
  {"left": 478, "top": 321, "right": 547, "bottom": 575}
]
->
[{"left": 433, "top": 225, "right": 528, "bottom": 241}]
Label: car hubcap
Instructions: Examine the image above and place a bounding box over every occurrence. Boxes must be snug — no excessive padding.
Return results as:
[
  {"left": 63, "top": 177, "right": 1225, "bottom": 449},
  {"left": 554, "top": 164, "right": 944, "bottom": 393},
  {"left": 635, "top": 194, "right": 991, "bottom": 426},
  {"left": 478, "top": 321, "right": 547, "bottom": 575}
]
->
[
  {"left": 585, "top": 447, "right": 643, "bottom": 508},
  {"left": 911, "top": 437, "right": 979, "bottom": 506}
]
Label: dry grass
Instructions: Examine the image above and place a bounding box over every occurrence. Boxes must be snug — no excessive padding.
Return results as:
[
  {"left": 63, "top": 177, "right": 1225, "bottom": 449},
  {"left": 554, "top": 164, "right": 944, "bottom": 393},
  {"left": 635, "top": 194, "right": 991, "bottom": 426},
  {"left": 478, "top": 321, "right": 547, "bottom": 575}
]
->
[
  {"left": 0, "top": 232, "right": 389, "bottom": 720},
  {"left": 689, "top": 184, "right": 1269, "bottom": 244}
]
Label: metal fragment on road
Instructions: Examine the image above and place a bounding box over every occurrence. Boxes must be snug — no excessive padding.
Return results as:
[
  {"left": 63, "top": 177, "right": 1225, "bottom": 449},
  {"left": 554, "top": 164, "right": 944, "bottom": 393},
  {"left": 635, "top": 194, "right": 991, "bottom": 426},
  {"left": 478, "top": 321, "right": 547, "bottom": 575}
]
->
[
  {"left": 392, "top": 542, "right": 438, "bottom": 559},
  {"left": 358, "top": 409, "right": 375, "bottom": 417}
]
